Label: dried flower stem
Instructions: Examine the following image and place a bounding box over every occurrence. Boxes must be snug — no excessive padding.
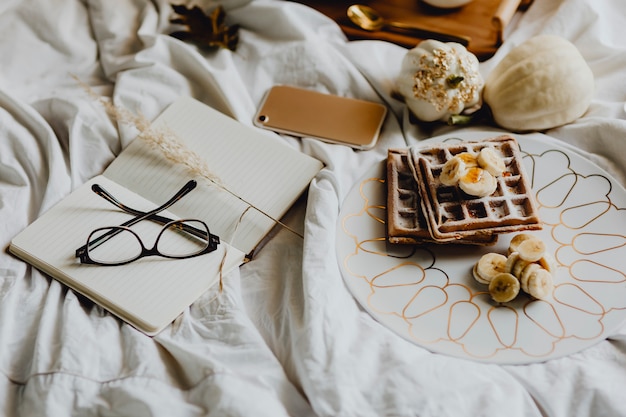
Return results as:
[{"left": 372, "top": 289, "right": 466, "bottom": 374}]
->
[{"left": 73, "top": 75, "right": 304, "bottom": 242}]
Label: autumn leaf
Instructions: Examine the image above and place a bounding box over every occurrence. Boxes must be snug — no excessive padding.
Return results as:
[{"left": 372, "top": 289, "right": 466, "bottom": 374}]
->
[{"left": 169, "top": 4, "right": 239, "bottom": 51}]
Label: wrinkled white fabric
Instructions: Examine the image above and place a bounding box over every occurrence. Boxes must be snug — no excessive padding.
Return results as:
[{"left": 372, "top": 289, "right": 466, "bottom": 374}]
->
[{"left": 1, "top": 0, "right": 625, "bottom": 416}]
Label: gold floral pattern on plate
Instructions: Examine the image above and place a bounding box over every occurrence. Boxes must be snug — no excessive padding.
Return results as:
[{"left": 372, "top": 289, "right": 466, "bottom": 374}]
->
[{"left": 336, "top": 132, "right": 626, "bottom": 364}]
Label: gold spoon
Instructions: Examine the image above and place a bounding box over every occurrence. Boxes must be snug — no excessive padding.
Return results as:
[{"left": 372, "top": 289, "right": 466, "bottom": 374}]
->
[{"left": 347, "top": 4, "right": 471, "bottom": 46}]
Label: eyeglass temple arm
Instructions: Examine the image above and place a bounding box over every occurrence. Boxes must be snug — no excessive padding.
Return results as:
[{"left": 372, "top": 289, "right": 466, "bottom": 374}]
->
[
  {"left": 92, "top": 184, "right": 186, "bottom": 227},
  {"left": 108, "top": 180, "right": 198, "bottom": 229},
  {"left": 90, "top": 182, "right": 217, "bottom": 245},
  {"left": 75, "top": 180, "right": 201, "bottom": 258}
]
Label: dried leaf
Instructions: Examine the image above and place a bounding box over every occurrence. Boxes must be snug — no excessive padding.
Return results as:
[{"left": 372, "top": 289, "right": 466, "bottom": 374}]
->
[{"left": 169, "top": 4, "right": 239, "bottom": 51}]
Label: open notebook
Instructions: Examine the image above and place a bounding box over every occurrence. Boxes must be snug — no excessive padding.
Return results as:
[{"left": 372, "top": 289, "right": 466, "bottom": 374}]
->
[{"left": 9, "top": 96, "right": 323, "bottom": 335}]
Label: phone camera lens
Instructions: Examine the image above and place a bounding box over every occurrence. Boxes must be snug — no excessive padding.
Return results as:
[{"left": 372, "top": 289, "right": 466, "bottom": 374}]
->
[{"left": 258, "top": 115, "right": 268, "bottom": 123}]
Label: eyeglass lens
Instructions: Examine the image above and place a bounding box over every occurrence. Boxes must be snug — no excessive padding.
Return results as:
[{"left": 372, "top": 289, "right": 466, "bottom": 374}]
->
[{"left": 157, "top": 220, "right": 210, "bottom": 257}]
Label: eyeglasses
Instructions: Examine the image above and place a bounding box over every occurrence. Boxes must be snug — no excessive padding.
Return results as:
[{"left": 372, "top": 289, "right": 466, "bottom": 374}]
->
[{"left": 75, "top": 180, "right": 220, "bottom": 266}]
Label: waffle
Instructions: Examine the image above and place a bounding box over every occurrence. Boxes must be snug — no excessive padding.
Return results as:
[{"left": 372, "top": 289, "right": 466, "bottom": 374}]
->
[
  {"left": 409, "top": 135, "right": 542, "bottom": 241},
  {"left": 386, "top": 148, "right": 498, "bottom": 245}
]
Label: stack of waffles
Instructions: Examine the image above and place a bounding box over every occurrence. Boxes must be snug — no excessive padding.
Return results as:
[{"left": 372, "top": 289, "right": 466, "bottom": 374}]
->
[{"left": 386, "top": 135, "right": 542, "bottom": 245}]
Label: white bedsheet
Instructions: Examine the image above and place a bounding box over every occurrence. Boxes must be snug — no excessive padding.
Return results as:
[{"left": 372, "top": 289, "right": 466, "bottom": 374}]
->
[{"left": 1, "top": 0, "right": 625, "bottom": 415}]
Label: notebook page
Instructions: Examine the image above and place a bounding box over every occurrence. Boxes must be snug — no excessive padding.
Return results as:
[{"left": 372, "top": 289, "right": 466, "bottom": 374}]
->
[
  {"left": 104, "top": 97, "right": 323, "bottom": 254},
  {"left": 9, "top": 175, "right": 245, "bottom": 335}
]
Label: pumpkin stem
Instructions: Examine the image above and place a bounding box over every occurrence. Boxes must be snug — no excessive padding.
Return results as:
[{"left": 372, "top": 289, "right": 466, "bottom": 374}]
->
[
  {"left": 448, "top": 114, "right": 473, "bottom": 125},
  {"left": 446, "top": 75, "right": 464, "bottom": 88},
  {"left": 448, "top": 105, "right": 493, "bottom": 126}
]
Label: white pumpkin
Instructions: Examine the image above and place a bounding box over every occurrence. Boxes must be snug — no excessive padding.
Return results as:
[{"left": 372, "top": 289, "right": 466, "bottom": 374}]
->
[
  {"left": 396, "top": 39, "right": 484, "bottom": 123},
  {"left": 483, "top": 35, "right": 594, "bottom": 131}
]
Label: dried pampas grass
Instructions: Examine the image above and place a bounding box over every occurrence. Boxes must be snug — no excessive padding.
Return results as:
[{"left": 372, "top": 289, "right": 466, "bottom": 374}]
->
[{"left": 75, "top": 76, "right": 223, "bottom": 187}]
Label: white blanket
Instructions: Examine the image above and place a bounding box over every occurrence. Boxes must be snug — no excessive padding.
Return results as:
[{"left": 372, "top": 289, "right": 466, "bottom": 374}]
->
[{"left": 1, "top": 0, "right": 625, "bottom": 415}]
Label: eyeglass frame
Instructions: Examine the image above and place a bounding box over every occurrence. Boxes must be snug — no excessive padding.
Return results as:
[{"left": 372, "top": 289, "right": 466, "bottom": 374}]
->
[{"left": 75, "top": 180, "right": 220, "bottom": 266}]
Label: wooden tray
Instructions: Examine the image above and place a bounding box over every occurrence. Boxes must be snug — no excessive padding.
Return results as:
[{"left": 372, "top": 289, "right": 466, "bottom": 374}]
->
[{"left": 292, "top": 0, "right": 533, "bottom": 60}]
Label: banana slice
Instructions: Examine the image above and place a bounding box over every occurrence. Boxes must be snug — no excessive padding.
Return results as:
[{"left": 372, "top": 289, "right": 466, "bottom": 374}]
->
[
  {"left": 489, "top": 272, "right": 520, "bottom": 303},
  {"left": 504, "top": 252, "right": 520, "bottom": 275},
  {"left": 439, "top": 156, "right": 466, "bottom": 186},
  {"left": 458, "top": 167, "right": 497, "bottom": 197},
  {"left": 456, "top": 152, "right": 479, "bottom": 168},
  {"left": 538, "top": 252, "right": 558, "bottom": 275},
  {"left": 511, "top": 257, "right": 531, "bottom": 279},
  {"left": 517, "top": 237, "right": 546, "bottom": 262},
  {"left": 472, "top": 264, "right": 490, "bottom": 285},
  {"left": 519, "top": 262, "right": 541, "bottom": 293},
  {"left": 508, "top": 233, "right": 533, "bottom": 255},
  {"left": 477, "top": 147, "right": 506, "bottom": 177},
  {"left": 474, "top": 253, "right": 507, "bottom": 284},
  {"left": 526, "top": 268, "right": 554, "bottom": 300}
]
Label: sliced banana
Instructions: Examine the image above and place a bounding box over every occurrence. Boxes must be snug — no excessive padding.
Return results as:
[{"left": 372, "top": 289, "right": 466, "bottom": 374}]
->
[
  {"left": 458, "top": 167, "right": 497, "bottom": 197},
  {"left": 471, "top": 233, "right": 556, "bottom": 302},
  {"left": 472, "top": 264, "right": 490, "bottom": 285},
  {"left": 519, "top": 262, "right": 541, "bottom": 293},
  {"left": 455, "top": 152, "right": 479, "bottom": 168},
  {"left": 489, "top": 272, "right": 520, "bottom": 303},
  {"left": 511, "top": 257, "right": 531, "bottom": 279},
  {"left": 538, "top": 252, "right": 558, "bottom": 274},
  {"left": 477, "top": 147, "right": 506, "bottom": 177},
  {"left": 439, "top": 156, "right": 466, "bottom": 186},
  {"left": 504, "top": 251, "right": 521, "bottom": 275},
  {"left": 517, "top": 237, "right": 546, "bottom": 262},
  {"left": 474, "top": 252, "right": 507, "bottom": 284},
  {"left": 508, "top": 233, "right": 533, "bottom": 255},
  {"left": 526, "top": 268, "right": 554, "bottom": 300}
]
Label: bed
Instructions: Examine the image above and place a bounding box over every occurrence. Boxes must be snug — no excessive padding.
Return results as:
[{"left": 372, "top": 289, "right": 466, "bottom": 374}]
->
[{"left": 1, "top": 0, "right": 625, "bottom": 415}]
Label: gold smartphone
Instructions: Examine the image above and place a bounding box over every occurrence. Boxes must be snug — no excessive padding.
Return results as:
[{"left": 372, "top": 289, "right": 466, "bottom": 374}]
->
[{"left": 254, "top": 85, "right": 387, "bottom": 150}]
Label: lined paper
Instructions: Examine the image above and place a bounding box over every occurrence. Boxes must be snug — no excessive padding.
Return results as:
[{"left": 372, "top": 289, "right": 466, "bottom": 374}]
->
[
  {"left": 10, "top": 176, "right": 245, "bottom": 335},
  {"left": 104, "top": 97, "right": 323, "bottom": 253}
]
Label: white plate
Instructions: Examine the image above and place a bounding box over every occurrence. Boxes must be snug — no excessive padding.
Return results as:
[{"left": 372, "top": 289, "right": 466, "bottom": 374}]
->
[{"left": 336, "top": 131, "right": 626, "bottom": 364}]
